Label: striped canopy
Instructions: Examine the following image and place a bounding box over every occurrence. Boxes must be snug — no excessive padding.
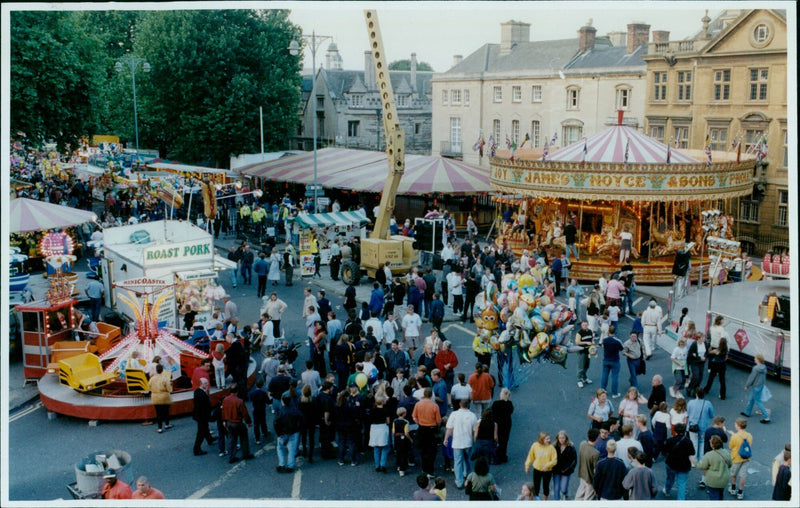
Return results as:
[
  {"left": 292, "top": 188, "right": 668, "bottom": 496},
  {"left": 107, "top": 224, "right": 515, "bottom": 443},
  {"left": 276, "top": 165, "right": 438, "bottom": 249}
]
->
[
  {"left": 290, "top": 211, "right": 370, "bottom": 229},
  {"left": 237, "top": 148, "right": 491, "bottom": 195},
  {"left": 549, "top": 124, "right": 699, "bottom": 164},
  {"left": 10, "top": 198, "right": 98, "bottom": 233}
]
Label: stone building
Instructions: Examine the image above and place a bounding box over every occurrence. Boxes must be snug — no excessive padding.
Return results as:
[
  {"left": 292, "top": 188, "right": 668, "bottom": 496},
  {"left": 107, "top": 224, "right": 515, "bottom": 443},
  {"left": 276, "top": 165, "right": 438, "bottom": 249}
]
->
[
  {"left": 431, "top": 19, "right": 651, "bottom": 166},
  {"left": 293, "top": 44, "right": 433, "bottom": 154},
  {"left": 642, "top": 9, "right": 788, "bottom": 253}
]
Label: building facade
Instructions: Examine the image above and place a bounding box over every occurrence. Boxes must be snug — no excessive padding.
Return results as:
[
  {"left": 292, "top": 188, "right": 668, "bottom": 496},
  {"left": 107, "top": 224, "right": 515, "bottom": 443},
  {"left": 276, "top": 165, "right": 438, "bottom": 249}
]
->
[
  {"left": 643, "top": 9, "right": 788, "bottom": 253},
  {"left": 431, "top": 20, "right": 651, "bottom": 166},
  {"left": 294, "top": 45, "right": 433, "bottom": 154}
]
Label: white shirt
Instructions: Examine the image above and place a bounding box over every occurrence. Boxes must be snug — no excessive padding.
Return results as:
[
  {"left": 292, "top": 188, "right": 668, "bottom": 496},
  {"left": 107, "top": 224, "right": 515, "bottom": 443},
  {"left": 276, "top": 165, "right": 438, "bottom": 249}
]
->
[
  {"left": 440, "top": 245, "right": 454, "bottom": 262},
  {"left": 401, "top": 313, "right": 422, "bottom": 337},
  {"left": 446, "top": 408, "right": 479, "bottom": 449},
  {"left": 642, "top": 305, "right": 663, "bottom": 330},
  {"left": 365, "top": 317, "right": 384, "bottom": 343},
  {"left": 383, "top": 319, "right": 397, "bottom": 343},
  {"left": 616, "top": 437, "right": 643, "bottom": 469},
  {"left": 446, "top": 272, "right": 463, "bottom": 295},
  {"left": 450, "top": 383, "right": 472, "bottom": 402},
  {"left": 261, "top": 321, "right": 277, "bottom": 348}
]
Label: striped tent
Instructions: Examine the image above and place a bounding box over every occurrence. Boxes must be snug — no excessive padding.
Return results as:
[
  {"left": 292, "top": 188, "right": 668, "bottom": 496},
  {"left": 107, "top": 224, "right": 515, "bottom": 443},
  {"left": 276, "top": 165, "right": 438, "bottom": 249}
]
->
[
  {"left": 237, "top": 148, "right": 491, "bottom": 195},
  {"left": 290, "top": 211, "right": 370, "bottom": 229},
  {"left": 10, "top": 198, "right": 98, "bottom": 233},
  {"left": 549, "top": 124, "right": 699, "bottom": 164}
]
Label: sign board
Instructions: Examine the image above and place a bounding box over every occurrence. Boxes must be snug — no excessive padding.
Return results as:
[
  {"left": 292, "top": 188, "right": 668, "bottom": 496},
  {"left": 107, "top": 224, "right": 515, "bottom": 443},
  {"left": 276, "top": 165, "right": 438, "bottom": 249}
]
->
[
  {"left": 176, "top": 270, "right": 218, "bottom": 281},
  {"left": 300, "top": 254, "right": 316, "bottom": 276},
  {"left": 734, "top": 328, "right": 750, "bottom": 351},
  {"left": 141, "top": 239, "right": 213, "bottom": 267},
  {"left": 299, "top": 231, "right": 313, "bottom": 252},
  {"left": 317, "top": 197, "right": 331, "bottom": 206}
]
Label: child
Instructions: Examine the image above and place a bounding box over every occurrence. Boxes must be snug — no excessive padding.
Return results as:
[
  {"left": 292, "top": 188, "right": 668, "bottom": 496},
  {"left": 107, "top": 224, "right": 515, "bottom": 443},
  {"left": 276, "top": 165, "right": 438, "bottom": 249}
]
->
[
  {"left": 431, "top": 476, "right": 447, "bottom": 501},
  {"left": 606, "top": 301, "right": 621, "bottom": 331},
  {"left": 390, "top": 368, "right": 407, "bottom": 397},
  {"left": 670, "top": 337, "right": 689, "bottom": 398},
  {"left": 651, "top": 401, "right": 670, "bottom": 460},
  {"left": 212, "top": 343, "right": 226, "bottom": 388},
  {"left": 599, "top": 311, "right": 611, "bottom": 339},
  {"left": 439, "top": 416, "right": 453, "bottom": 473},
  {"left": 392, "top": 407, "right": 413, "bottom": 477},
  {"left": 517, "top": 481, "right": 535, "bottom": 500},
  {"left": 631, "top": 311, "right": 643, "bottom": 340}
]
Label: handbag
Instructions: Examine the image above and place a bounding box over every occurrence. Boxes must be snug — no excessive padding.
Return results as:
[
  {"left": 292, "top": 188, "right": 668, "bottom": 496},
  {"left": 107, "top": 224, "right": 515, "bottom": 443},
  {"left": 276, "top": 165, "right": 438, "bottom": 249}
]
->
[
  {"left": 761, "top": 385, "right": 772, "bottom": 402},
  {"left": 465, "top": 480, "right": 473, "bottom": 496},
  {"left": 688, "top": 423, "right": 700, "bottom": 433},
  {"left": 636, "top": 358, "right": 647, "bottom": 375}
]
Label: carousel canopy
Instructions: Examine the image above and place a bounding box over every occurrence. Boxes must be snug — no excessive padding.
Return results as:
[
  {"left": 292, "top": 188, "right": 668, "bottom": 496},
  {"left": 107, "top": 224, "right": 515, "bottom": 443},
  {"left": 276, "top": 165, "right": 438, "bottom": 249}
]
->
[
  {"left": 237, "top": 148, "right": 491, "bottom": 195},
  {"left": 549, "top": 124, "right": 699, "bottom": 164},
  {"left": 10, "top": 198, "right": 98, "bottom": 233}
]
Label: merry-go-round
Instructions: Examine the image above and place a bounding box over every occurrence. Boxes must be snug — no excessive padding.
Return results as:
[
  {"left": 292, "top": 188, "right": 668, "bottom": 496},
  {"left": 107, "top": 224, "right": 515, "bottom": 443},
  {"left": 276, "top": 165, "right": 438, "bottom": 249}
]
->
[{"left": 489, "top": 114, "right": 756, "bottom": 283}]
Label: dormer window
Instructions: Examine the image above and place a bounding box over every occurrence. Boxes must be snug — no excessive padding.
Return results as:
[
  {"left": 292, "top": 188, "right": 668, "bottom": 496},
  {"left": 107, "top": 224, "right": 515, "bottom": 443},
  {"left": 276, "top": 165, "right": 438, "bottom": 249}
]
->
[{"left": 351, "top": 94, "right": 362, "bottom": 107}]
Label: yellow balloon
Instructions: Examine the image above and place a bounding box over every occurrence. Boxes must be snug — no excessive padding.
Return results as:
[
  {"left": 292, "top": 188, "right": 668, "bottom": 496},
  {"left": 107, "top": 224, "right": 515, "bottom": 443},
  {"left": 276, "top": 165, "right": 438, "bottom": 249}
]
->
[{"left": 355, "top": 372, "right": 368, "bottom": 389}]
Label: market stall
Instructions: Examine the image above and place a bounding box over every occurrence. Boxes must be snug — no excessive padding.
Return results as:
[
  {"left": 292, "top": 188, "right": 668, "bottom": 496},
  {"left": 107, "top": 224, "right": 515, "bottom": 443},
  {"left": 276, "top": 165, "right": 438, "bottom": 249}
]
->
[{"left": 290, "top": 211, "right": 369, "bottom": 276}]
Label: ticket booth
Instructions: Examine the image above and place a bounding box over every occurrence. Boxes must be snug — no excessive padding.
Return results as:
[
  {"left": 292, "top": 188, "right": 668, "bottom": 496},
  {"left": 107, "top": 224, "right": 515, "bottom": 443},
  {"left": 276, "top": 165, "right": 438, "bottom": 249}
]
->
[{"left": 17, "top": 298, "right": 78, "bottom": 381}]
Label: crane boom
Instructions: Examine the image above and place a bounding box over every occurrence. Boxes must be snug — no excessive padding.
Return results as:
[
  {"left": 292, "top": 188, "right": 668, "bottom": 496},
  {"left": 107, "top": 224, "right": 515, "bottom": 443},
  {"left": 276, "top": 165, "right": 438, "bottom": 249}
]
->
[{"left": 364, "top": 10, "right": 405, "bottom": 240}]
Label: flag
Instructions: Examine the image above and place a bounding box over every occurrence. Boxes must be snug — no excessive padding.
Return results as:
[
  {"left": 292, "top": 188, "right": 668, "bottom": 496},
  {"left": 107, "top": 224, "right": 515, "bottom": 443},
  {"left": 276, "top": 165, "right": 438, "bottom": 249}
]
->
[
  {"left": 520, "top": 132, "right": 530, "bottom": 149},
  {"left": 755, "top": 139, "right": 763, "bottom": 163},
  {"left": 550, "top": 132, "right": 558, "bottom": 146},
  {"left": 542, "top": 141, "right": 549, "bottom": 162},
  {"left": 624, "top": 138, "right": 630, "bottom": 164},
  {"left": 760, "top": 136, "right": 769, "bottom": 158},
  {"left": 704, "top": 134, "right": 712, "bottom": 167},
  {"left": 580, "top": 137, "right": 588, "bottom": 167},
  {"left": 488, "top": 136, "right": 496, "bottom": 158},
  {"left": 736, "top": 137, "right": 741, "bottom": 164},
  {"left": 472, "top": 133, "right": 482, "bottom": 152},
  {"left": 479, "top": 136, "right": 485, "bottom": 157}
]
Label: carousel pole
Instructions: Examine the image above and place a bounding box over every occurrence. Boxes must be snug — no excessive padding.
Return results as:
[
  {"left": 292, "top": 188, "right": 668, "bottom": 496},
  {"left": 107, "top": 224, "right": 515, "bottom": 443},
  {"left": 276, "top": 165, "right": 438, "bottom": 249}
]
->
[{"left": 648, "top": 201, "right": 653, "bottom": 263}]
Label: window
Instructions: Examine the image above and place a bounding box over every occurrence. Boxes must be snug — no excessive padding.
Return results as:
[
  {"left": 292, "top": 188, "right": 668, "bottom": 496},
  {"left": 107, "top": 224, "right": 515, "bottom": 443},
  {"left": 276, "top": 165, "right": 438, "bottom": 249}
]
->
[
  {"left": 616, "top": 88, "right": 630, "bottom": 110},
  {"left": 566, "top": 87, "right": 580, "bottom": 110},
  {"left": 531, "top": 85, "right": 542, "bottom": 103},
  {"left": 442, "top": 90, "right": 448, "bottom": 104},
  {"left": 749, "top": 68, "right": 768, "bottom": 101},
  {"left": 316, "top": 95, "right": 325, "bottom": 109},
  {"left": 782, "top": 129, "right": 788, "bottom": 168},
  {"left": 492, "top": 119, "right": 501, "bottom": 144},
  {"left": 512, "top": 86, "right": 522, "bottom": 103},
  {"left": 531, "top": 120, "right": 540, "bottom": 148},
  {"left": 677, "top": 71, "right": 692, "bottom": 101},
  {"left": 744, "top": 129, "right": 764, "bottom": 153},
  {"left": 511, "top": 120, "right": 520, "bottom": 144},
  {"left": 649, "top": 125, "right": 665, "bottom": 143},
  {"left": 493, "top": 86, "right": 502, "bottom": 103},
  {"left": 709, "top": 127, "right": 728, "bottom": 151},
  {"left": 713, "top": 70, "right": 730, "bottom": 100},
  {"left": 563, "top": 125, "right": 582, "bottom": 145},
  {"left": 754, "top": 24, "right": 770, "bottom": 43},
  {"left": 739, "top": 199, "right": 759, "bottom": 223},
  {"left": 451, "top": 89, "right": 461, "bottom": 105},
  {"left": 449, "top": 117, "right": 462, "bottom": 152},
  {"left": 674, "top": 126, "right": 689, "bottom": 149},
  {"left": 464, "top": 90, "right": 470, "bottom": 106},
  {"left": 653, "top": 72, "right": 667, "bottom": 101},
  {"left": 351, "top": 94, "right": 362, "bottom": 107},
  {"left": 347, "top": 121, "right": 359, "bottom": 137},
  {"left": 415, "top": 123, "right": 422, "bottom": 135},
  {"left": 397, "top": 95, "right": 408, "bottom": 107},
  {"left": 777, "top": 190, "right": 788, "bottom": 226}
]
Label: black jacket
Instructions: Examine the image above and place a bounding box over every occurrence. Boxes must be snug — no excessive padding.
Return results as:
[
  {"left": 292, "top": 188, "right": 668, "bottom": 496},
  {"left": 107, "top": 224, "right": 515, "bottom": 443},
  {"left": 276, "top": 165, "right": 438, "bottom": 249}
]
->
[
  {"left": 193, "top": 387, "right": 212, "bottom": 422},
  {"left": 664, "top": 434, "right": 695, "bottom": 472},
  {"left": 274, "top": 405, "right": 303, "bottom": 436}
]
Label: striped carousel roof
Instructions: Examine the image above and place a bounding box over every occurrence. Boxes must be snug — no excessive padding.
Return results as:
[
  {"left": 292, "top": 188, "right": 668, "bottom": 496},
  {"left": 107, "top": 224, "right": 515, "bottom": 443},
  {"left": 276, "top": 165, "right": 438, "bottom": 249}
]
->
[
  {"left": 237, "top": 148, "right": 491, "bottom": 195},
  {"left": 549, "top": 124, "right": 700, "bottom": 164}
]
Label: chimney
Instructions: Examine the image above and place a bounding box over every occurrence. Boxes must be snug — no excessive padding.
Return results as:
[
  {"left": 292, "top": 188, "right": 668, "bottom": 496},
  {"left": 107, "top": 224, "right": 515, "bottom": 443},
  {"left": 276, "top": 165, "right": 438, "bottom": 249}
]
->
[
  {"left": 364, "top": 50, "right": 376, "bottom": 90},
  {"left": 607, "top": 31, "right": 627, "bottom": 47},
  {"left": 500, "top": 20, "right": 531, "bottom": 55},
  {"left": 452, "top": 54, "right": 463, "bottom": 67},
  {"left": 578, "top": 19, "right": 597, "bottom": 53},
  {"left": 701, "top": 10, "right": 712, "bottom": 39},
  {"left": 652, "top": 30, "right": 670, "bottom": 43},
  {"left": 410, "top": 53, "right": 418, "bottom": 94},
  {"left": 626, "top": 22, "right": 651, "bottom": 54}
]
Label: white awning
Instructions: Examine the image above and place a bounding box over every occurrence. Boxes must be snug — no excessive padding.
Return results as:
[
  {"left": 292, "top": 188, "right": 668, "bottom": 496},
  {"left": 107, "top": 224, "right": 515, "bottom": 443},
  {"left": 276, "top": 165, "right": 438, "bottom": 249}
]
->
[
  {"left": 175, "top": 269, "right": 218, "bottom": 281},
  {"left": 214, "top": 257, "right": 238, "bottom": 271},
  {"left": 290, "top": 211, "right": 369, "bottom": 229}
]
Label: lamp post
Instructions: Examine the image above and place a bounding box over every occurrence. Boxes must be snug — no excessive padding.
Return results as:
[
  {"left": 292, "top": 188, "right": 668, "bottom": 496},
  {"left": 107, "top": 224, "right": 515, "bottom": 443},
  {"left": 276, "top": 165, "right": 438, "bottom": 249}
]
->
[
  {"left": 697, "top": 208, "right": 721, "bottom": 289},
  {"left": 115, "top": 55, "right": 151, "bottom": 160},
  {"left": 289, "top": 32, "right": 333, "bottom": 213}
]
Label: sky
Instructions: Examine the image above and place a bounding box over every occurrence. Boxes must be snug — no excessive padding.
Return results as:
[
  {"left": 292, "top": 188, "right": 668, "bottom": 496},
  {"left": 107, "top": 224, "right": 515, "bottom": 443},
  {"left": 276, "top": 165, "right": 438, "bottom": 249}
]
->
[{"left": 286, "top": 1, "right": 756, "bottom": 72}]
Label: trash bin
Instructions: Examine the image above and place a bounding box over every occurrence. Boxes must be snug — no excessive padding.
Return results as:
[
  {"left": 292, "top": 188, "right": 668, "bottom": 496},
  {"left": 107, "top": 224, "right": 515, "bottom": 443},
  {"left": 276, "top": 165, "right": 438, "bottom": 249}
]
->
[{"left": 74, "top": 450, "right": 133, "bottom": 496}]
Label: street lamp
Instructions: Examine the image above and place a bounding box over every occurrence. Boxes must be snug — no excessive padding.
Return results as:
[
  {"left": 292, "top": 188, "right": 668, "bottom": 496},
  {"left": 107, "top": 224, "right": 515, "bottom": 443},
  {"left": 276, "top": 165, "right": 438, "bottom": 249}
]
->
[
  {"left": 289, "top": 31, "right": 333, "bottom": 213},
  {"left": 115, "top": 55, "right": 151, "bottom": 160}
]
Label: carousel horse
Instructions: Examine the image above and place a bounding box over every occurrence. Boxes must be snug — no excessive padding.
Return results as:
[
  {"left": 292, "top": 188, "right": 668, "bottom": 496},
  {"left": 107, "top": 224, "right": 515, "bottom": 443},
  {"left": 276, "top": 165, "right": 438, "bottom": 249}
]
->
[
  {"left": 594, "top": 227, "right": 640, "bottom": 259},
  {"left": 647, "top": 229, "right": 686, "bottom": 257}
]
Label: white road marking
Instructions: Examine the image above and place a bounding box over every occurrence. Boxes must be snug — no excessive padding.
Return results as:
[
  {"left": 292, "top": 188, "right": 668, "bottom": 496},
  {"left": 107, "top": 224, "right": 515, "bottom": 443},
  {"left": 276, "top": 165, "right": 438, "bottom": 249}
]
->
[
  {"left": 291, "top": 469, "right": 302, "bottom": 499},
  {"left": 9, "top": 401, "right": 42, "bottom": 423},
  {"left": 442, "top": 323, "right": 474, "bottom": 336},
  {"left": 187, "top": 443, "right": 275, "bottom": 499},
  {"left": 633, "top": 297, "right": 643, "bottom": 306}
]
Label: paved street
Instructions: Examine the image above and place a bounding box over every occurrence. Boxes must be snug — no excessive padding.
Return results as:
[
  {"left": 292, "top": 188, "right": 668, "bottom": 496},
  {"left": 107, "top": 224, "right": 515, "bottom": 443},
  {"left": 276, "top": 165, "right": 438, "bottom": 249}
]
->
[{"left": 6, "top": 242, "right": 791, "bottom": 502}]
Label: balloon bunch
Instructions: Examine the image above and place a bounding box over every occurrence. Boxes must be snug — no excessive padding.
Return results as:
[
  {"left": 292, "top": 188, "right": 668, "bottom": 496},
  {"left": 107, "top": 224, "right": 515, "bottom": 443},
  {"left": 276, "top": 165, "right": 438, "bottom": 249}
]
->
[{"left": 474, "top": 271, "right": 579, "bottom": 372}]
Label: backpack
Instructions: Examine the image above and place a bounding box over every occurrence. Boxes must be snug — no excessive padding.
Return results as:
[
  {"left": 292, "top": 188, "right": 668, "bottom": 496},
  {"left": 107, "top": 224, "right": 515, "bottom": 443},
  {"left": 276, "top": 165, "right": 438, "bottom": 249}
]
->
[{"left": 738, "top": 437, "right": 752, "bottom": 459}]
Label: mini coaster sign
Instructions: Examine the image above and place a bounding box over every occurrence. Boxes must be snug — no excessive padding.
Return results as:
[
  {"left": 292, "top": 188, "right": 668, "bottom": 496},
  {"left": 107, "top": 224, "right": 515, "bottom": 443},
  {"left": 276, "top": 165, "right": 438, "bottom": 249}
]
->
[{"left": 115, "top": 277, "right": 172, "bottom": 295}]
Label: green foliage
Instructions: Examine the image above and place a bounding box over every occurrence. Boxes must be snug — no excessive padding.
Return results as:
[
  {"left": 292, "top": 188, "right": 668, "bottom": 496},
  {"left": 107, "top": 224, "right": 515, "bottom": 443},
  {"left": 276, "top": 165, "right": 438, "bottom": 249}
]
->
[
  {"left": 10, "top": 11, "right": 106, "bottom": 152},
  {"left": 388, "top": 59, "right": 433, "bottom": 71}
]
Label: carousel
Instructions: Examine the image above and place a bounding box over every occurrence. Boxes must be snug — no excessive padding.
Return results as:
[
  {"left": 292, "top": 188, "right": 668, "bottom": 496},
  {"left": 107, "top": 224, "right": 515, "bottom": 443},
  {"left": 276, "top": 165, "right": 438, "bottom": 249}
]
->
[
  {"left": 490, "top": 113, "right": 756, "bottom": 283},
  {"left": 37, "top": 278, "right": 256, "bottom": 421}
]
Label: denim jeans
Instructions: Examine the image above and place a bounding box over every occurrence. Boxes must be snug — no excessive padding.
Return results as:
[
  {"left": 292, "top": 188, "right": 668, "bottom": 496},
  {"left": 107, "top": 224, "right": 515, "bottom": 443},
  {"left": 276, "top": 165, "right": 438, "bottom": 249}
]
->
[
  {"left": 453, "top": 447, "right": 472, "bottom": 488},
  {"left": 626, "top": 358, "right": 641, "bottom": 389},
  {"left": 744, "top": 385, "right": 770, "bottom": 419},
  {"left": 565, "top": 243, "right": 579, "bottom": 261},
  {"left": 665, "top": 465, "right": 688, "bottom": 499},
  {"left": 230, "top": 266, "right": 238, "bottom": 287},
  {"left": 552, "top": 473, "right": 571, "bottom": 500},
  {"left": 624, "top": 289, "right": 634, "bottom": 314},
  {"left": 601, "top": 360, "right": 620, "bottom": 395},
  {"left": 373, "top": 445, "right": 389, "bottom": 469},
  {"left": 277, "top": 432, "right": 299, "bottom": 468},
  {"left": 706, "top": 486, "right": 723, "bottom": 500},
  {"left": 577, "top": 352, "right": 590, "bottom": 383}
]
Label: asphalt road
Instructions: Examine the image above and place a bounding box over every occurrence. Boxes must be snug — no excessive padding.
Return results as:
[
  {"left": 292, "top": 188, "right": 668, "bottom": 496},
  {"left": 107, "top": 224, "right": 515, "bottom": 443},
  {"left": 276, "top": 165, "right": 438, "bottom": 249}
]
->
[{"left": 6, "top": 259, "right": 792, "bottom": 504}]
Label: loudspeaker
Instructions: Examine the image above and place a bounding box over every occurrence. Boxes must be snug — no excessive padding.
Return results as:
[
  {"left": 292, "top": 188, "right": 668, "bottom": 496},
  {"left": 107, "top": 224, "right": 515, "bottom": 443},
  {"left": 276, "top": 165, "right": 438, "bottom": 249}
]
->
[
  {"left": 771, "top": 295, "right": 790, "bottom": 330},
  {"left": 415, "top": 222, "right": 435, "bottom": 252},
  {"left": 672, "top": 250, "right": 690, "bottom": 276}
]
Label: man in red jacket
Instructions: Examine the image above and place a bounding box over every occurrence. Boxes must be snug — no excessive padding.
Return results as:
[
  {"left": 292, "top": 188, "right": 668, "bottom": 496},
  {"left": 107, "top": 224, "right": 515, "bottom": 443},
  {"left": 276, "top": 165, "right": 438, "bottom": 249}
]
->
[{"left": 434, "top": 340, "right": 459, "bottom": 392}]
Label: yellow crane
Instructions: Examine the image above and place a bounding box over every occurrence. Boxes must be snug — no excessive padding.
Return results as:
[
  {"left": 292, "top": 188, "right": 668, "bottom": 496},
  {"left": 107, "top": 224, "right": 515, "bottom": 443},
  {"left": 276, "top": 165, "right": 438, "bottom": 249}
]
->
[{"left": 340, "top": 10, "right": 417, "bottom": 284}]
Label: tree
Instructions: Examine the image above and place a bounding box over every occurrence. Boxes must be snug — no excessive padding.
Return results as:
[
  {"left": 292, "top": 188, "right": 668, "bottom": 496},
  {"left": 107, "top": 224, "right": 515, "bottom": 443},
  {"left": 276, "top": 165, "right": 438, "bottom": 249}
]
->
[
  {"left": 133, "top": 10, "right": 302, "bottom": 166},
  {"left": 388, "top": 59, "right": 433, "bottom": 71},
  {"left": 10, "top": 11, "right": 106, "bottom": 152}
]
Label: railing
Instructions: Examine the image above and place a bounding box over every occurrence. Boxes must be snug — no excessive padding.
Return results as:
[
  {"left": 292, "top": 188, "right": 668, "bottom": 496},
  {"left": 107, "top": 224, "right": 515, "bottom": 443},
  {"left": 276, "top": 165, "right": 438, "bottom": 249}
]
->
[
  {"left": 649, "top": 40, "right": 696, "bottom": 55},
  {"left": 707, "top": 310, "right": 790, "bottom": 380},
  {"left": 440, "top": 141, "right": 462, "bottom": 157}
]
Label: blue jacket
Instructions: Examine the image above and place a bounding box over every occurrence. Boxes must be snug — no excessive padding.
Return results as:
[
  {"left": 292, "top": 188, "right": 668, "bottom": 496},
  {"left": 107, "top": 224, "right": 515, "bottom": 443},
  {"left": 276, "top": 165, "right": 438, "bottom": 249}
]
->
[
  {"left": 430, "top": 299, "right": 445, "bottom": 320},
  {"left": 368, "top": 288, "right": 385, "bottom": 314},
  {"left": 253, "top": 258, "right": 269, "bottom": 276},
  {"left": 552, "top": 257, "right": 563, "bottom": 274}
]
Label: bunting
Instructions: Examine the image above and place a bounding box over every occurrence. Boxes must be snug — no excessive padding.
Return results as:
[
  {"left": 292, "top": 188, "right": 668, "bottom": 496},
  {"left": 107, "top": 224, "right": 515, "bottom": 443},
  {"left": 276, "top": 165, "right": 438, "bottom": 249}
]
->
[
  {"left": 519, "top": 132, "right": 531, "bottom": 149},
  {"left": 488, "top": 136, "right": 497, "bottom": 158},
  {"left": 542, "top": 141, "right": 550, "bottom": 162},
  {"left": 624, "top": 138, "right": 630, "bottom": 164},
  {"left": 704, "top": 134, "right": 712, "bottom": 167}
]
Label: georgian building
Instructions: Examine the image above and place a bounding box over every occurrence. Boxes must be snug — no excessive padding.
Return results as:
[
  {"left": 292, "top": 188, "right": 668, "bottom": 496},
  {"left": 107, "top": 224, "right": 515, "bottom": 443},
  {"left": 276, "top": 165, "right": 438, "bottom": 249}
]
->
[
  {"left": 431, "top": 19, "right": 651, "bottom": 166},
  {"left": 294, "top": 44, "right": 433, "bottom": 154},
  {"left": 643, "top": 9, "right": 788, "bottom": 253}
]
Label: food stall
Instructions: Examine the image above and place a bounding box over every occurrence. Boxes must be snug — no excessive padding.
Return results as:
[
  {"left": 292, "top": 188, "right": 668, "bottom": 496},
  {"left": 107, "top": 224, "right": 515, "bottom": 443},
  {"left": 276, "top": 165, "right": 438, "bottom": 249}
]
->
[
  {"left": 290, "top": 211, "right": 369, "bottom": 276},
  {"left": 100, "top": 220, "right": 236, "bottom": 331}
]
